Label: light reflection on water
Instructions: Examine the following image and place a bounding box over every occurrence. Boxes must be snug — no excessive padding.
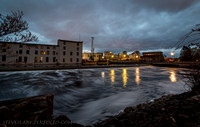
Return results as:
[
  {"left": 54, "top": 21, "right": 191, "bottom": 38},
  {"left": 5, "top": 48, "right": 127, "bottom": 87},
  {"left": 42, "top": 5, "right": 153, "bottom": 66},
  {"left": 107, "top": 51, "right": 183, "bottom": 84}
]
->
[
  {"left": 0, "top": 67, "right": 187, "bottom": 125},
  {"left": 170, "top": 71, "right": 176, "bottom": 82},
  {"left": 110, "top": 70, "right": 115, "bottom": 87},
  {"left": 135, "top": 68, "right": 140, "bottom": 86},
  {"left": 122, "top": 69, "right": 128, "bottom": 87}
]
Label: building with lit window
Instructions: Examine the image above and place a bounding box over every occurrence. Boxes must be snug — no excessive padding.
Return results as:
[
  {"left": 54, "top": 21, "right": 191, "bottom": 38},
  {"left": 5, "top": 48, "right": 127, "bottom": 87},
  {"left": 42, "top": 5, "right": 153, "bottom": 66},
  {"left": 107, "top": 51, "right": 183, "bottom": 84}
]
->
[
  {"left": 118, "top": 51, "right": 128, "bottom": 60},
  {"left": 104, "top": 51, "right": 114, "bottom": 59},
  {"left": 0, "top": 39, "right": 83, "bottom": 66},
  {"left": 142, "top": 52, "right": 164, "bottom": 62},
  {"left": 82, "top": 53, "right": 103, "bottom": 61},
  {"left": 129, "top": 51, "right": 140, "bottom": 61}
]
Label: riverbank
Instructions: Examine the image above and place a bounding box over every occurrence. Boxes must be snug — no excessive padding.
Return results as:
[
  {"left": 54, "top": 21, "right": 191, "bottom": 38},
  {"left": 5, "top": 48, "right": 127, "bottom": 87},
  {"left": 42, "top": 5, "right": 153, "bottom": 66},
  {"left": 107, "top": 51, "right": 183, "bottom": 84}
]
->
[
  {"left": 153, "top": 62, "right": 200, "bottom": 68},
  {"left": 0, "top": 61, "right": 199, "bottom": 72},
  {"left": 95, "top": 89, "right": 200, "bottom": 127},
  {"left": 1, "top": 89, "right": 200, "bottom": 127},
  {"left": 0, "top": 64, "right": 149, "bottom": 72}
]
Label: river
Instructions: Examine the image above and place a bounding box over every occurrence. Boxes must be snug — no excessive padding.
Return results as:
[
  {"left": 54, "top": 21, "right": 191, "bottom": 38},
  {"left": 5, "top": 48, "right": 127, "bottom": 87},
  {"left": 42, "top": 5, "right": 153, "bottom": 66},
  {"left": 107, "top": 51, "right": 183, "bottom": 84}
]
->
[{"left": 0, "top": 66, "right": 188, "bottom": 125}]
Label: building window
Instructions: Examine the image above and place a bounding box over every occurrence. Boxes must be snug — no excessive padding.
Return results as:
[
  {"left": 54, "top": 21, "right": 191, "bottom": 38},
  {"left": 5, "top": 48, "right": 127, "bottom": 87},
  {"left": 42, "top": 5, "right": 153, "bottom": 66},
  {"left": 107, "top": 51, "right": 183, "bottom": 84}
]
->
[
  {"left": 34, "top": 57, "right": 38, "bottom": 63},
  {"left": 47, "top": 51, "right": 50, "bottom": 55},
  {"left": 40, "top": 46, "right": 44, "bottom": 49},
  {"left": 2, "top": 43, "right": 7, "bottom": 47},
  {"left": 47, "top": 47, "right": 50, "bottom": 49},
  {"left": 26, "top": 50, "right": 30, "bottom": 54},
  {"left": 63, "top": 46, "right": 66, "bottom": 50},
  {"left": 19, "top": 45, "right": 23, "bottom": 48},
  {"left": 35, "top": 46, "right": 38, "bottom": 49},
  {"left": 2, "top": 55, "right": 6, "bottom": 62},
  {"left": 77, "top": 52, "right": 79, "bottom": 56},
  {"left": 19, "top": 56, "right": 22, "bottom": 62},
  {"left": 63, "top": 58, "right": 65, "bottom": 62},
  {"left": 53, "top": 46, "right": 56, "bottom": 49},
  {"left": 77, "top": 43, "right": 79, "bottom": 46},
  {"left": 53, "top": 57, "right": 56, "bottom": 62},
  {"left": 70, "top": 58, "right": 73, "bottom": 62},
  {"left": 19, "top": 50, "right": 22, "bottom": 54},
  {"left": 35, "top": 50, "right": 38, "bottom": 55},
  {"left": 41, "top": 51, "right": 44, "bottom": 55},
  {"left": 64, "top": 42, "right": 66, "bottom": 45},
  {"left": 16, "top": 51, "right": 18, "bottom": 54},
  {"left": 2, "top": 49, "right": 6, "bottom": 52},
  {"left": 24, "top": 57, "right": 27, "bottom": 62},
  {"left": 63, "top": 51, "right": 66, "bottom": 55},
  {"left": 77, "top": 47, "right": 79, "bottom": 51},
  {"left": 40, "top": 57, "right": 43, "bottom": 62},
  {"left": 70, "top": 52, "right": 73, "bottom": 56},
  {"left": 46, "top": 57, "right": 49, "bottom": 62},
  {"left": 77, "top": 58, "right": 79, "bottom": 62},
  {"left": 52, "top": 51, "right": 55, "bottom": 55}
]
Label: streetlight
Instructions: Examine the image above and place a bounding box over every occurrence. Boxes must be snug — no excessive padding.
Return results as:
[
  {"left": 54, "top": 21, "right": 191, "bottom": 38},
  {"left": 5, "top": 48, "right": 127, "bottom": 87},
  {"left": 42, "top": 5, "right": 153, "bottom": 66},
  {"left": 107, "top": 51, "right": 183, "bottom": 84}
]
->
[
  {"left": 170, "top": 52, "right": 175, "bottom": 62},
  {"left": 170, "top": 52, "right": 174, "bottom": 57}
]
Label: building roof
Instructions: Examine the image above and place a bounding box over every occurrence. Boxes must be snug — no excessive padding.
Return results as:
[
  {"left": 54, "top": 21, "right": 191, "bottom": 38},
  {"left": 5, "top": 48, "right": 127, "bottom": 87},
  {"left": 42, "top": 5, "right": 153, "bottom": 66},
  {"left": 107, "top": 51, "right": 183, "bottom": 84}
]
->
[
  {"left": 0, "top": 41, "right": 56, "bottom": 46},
  {"left": 58, "top": 39, "right": 83, "bottom": 43},
  {"left": 0, "top": 39, "right": 83, "bottom": 46},
  {"left": 142, "top": 51, "right": 163, "bottom": 54}
]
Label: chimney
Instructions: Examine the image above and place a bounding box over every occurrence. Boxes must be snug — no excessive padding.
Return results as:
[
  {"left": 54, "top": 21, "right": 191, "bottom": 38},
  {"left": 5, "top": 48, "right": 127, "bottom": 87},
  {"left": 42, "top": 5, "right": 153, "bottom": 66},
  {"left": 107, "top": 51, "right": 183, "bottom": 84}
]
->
[{"left": 91, "top": 37, "right": 94, "bottom": 54}]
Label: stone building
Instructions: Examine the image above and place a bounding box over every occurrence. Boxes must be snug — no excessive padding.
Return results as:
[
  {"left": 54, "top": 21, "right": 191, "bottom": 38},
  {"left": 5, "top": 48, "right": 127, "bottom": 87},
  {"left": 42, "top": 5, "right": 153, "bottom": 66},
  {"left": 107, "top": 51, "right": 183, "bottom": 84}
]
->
[
  {"left": 118, "top": 51, "right": 128, "bottom": 60},
  {"left": 82, "top": 53, "right": 103, "bottom": 61},
  {"left": 104, "top": 51, "right": 114, "bottom": 60},
  {"left": 142, "top": 52, "right": 164, "bottom": 62},
  {"left": 0, "top": 39, "right": 83, "bottom": 66},
  {"left": 129, "top": 51, "right": 140, "bottom": 61}
]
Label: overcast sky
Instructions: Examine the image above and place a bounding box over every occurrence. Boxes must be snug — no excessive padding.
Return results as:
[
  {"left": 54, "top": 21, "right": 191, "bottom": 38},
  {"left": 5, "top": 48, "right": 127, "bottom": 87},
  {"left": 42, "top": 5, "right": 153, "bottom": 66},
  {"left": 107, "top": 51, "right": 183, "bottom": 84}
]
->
[{"left": 1, "top": 0, "right": 200, "bottom": 56}]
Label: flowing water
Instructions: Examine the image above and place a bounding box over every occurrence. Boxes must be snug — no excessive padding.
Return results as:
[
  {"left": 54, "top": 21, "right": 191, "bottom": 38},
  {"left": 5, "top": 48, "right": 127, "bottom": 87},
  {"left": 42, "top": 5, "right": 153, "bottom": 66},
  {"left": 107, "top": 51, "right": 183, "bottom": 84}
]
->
[{"left": 0, "top": 66, "right": 188, "bottom": 125}]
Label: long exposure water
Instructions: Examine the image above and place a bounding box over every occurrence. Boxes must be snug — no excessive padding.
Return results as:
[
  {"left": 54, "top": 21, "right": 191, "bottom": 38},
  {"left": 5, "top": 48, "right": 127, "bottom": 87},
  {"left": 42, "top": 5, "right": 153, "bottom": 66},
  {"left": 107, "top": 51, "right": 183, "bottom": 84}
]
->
[{"left": 0, "top": 66, "right": 188, "bottom": 125}]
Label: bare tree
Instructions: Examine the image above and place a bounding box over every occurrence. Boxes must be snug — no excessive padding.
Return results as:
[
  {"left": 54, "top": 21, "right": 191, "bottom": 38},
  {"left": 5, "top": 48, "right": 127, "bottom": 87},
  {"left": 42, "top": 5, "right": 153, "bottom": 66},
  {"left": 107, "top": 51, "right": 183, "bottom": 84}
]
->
[
  {"left": 178, "top": 24, "right": 200, "bottom": 91},
  {"left": 0, "top": 10, "right": 38, "bottom": 42},
  {"left": 175, "top": 24, "right": 200, "bottom": 50}
]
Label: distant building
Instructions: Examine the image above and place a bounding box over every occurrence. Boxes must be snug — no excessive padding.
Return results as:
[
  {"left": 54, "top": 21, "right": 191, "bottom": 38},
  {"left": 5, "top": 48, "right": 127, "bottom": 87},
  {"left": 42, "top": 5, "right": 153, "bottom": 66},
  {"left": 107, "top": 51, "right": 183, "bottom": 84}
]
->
[
  {"left": 0, "top": 39, "right": 83, "bottom": 66},
  {"left": 129, "top": 51, "right": 140, "bottom": 61},
  {"left": 104, "top": 51, "right": 114, "bottom": 60},
  {"left": 118, "top": 51, "right": 128, "bottom": 60},
  {"left": 142, "top": 52, "right": 164, "bottom": 62},
  {"left": 82, "top": 53, "right": 103, "bottom": 61}
]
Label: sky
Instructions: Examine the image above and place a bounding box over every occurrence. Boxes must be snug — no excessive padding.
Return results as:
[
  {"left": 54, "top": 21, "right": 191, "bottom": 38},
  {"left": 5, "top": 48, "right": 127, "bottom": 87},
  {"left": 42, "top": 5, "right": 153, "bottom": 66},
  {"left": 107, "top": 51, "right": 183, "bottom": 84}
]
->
[{"left": 0, "top": 0, "right": 200, "bottom": 57}]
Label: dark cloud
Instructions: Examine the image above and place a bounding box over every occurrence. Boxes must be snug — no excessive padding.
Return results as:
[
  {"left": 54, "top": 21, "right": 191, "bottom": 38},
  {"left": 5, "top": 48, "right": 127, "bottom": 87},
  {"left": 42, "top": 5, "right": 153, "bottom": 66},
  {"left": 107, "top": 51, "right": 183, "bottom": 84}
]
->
[
  {"left": 0, "top": 0, "right": 200, "bottom": 56},
  {"left": 133, "top": 0, "right": 197, "bottom": 12}
]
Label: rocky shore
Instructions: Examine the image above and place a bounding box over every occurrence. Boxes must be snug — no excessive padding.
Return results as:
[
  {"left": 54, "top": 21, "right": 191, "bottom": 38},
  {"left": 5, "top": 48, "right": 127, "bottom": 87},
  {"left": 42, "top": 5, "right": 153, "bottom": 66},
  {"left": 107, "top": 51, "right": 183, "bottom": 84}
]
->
[
  {"left": 95, "top": 90, "right": 200, "bottom": 127},
  {"left": 0, "top": 95, "right": 83, "bottom": 127},
  {"left": 1, "top": 90, "right": 200, "bottom": 127}
]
